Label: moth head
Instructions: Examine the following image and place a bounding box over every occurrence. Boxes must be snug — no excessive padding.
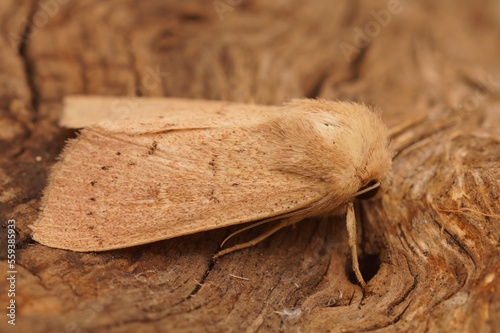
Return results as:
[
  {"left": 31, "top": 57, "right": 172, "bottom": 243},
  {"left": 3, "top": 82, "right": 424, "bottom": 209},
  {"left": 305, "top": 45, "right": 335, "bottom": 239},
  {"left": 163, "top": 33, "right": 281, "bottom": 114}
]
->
[
  {"left": 350, "top": 106, "right": 393, "bottom": 200},
  {"left": 270, "top": 99, "right": 393, "bottom": 203},
  {"left": 295, "top": 99, "right": 392, "bottom": 195}
]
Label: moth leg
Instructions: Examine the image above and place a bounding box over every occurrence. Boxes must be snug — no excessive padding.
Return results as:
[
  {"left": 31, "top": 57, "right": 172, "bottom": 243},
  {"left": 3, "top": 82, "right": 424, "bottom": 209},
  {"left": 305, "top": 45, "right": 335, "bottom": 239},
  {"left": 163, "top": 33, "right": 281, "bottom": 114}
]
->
[
  {"left": 220, "top": 219, "right": 277, "bottom": 248},
  {"left": 346, "top": 202, "right": 367, "bottom": 288},
  {"left": 213, "top": 217, "right": 302, "bottom": 259}
]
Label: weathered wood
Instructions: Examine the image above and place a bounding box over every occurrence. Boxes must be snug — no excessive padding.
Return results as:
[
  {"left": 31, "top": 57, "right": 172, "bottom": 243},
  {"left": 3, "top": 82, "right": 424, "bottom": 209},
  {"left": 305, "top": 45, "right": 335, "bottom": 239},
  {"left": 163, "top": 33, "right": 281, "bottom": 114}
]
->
[{"left": 1, "top": 0, "right": 499, "bottom": 332}]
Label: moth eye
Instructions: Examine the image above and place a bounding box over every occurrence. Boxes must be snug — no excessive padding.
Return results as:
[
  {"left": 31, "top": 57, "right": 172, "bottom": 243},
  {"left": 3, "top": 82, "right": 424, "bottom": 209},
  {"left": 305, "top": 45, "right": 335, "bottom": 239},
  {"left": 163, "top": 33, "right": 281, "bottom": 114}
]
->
[{"left": 356, "top": 179, "right": 380, "bottom": 200}]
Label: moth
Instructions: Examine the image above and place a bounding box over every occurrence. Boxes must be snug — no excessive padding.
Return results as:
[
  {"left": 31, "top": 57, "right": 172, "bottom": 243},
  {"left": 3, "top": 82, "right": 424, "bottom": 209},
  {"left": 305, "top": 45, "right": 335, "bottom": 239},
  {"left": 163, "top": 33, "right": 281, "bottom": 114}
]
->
[{"left": 32, "top": 96, "right": 392, "bottom": 287}]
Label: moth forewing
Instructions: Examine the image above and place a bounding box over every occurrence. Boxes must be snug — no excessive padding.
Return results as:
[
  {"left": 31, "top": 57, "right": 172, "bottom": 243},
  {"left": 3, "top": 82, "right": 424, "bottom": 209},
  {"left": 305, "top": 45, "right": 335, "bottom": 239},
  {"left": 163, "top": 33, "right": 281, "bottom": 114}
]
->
[
  {"left": 33, "top": 101, "right": 328, "bottom": 251},
  {"left": 32, "top": 97, "right": 392, "bottom": 287}
]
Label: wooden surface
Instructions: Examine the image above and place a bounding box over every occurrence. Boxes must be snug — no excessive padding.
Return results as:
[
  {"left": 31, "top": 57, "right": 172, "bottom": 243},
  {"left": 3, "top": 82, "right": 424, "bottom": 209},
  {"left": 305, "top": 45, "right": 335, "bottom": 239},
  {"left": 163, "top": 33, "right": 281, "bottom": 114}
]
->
[{"left": 1, "top": 0, "right": 499, "bottom": 332}]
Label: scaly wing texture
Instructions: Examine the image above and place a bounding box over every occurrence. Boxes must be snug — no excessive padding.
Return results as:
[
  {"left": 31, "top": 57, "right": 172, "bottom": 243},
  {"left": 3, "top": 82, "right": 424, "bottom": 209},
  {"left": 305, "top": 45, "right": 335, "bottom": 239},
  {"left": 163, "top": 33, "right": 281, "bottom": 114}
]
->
[
  {"left": 33, "top": 108, "right": 329, "bottom": 251},
  {"left": 61, "top": 96, "right": 281, "bottom": 129}
]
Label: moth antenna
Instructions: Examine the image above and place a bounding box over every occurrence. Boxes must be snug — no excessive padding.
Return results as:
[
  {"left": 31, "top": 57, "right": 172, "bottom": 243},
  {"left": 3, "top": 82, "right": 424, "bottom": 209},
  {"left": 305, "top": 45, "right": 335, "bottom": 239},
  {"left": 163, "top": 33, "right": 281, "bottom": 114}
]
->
[
  {"left": 213, "top": 217, "right": 302, "bottom": 259},
  {"left": 427, "top": 192, "right": 500, "bottom": 218},
  {"left": 354, "top": 181, "right": 381, "bottom": 197},
  {"left": 437, "top": 207, "right": 500, "bottom": 217},
  {"left": 388, "top": 113, "right": 427, "bottom": 139}
]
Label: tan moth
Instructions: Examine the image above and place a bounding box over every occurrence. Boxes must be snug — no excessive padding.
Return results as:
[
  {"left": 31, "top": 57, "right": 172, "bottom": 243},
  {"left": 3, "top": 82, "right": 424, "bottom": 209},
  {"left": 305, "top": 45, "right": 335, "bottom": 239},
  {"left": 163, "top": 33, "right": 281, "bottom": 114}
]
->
[{"left": 32, "top": 96, "right": 392, "bottom": 287}]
